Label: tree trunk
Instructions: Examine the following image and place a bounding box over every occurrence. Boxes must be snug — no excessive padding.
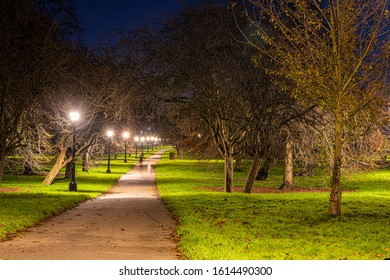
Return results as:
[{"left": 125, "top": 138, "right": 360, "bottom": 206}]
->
[
  {"left": 256, "top": 157, "right": 275, "bottom": 180},
  {"left": 0, "top": 149, "right": 6, "bottom": 182},
  {"left": 244, "top": 150, "right": 262, "bottom": 193},
  {"left": 65, "top": 161, "right": 72, "bottom": 178},
  {"left": 42, "top": 147, "right": 67, "bottom": 186},
  {"left": 23, "top": 151, "right": 36, "bottom": 175},
  {"left": 82, "top": 148, "right": 90, "bottom": 172},
  {"left": 64, "top": 148, "right": 72, "bottom": 178},
  {"left": 280, "top": 137, "right": 294, "bottom": 190},
  {"left": 224, "top": 152, "right": 234, "bottom": 192},
  {"left": 328, "top": 115, "right": 343, "bottom": 216},
  {"left": 23, "top": 163, "right": 35, "bottom": 175},
  {"left": 234, "top": 157, "right": 243, "bottom": 172},
  {"left": 178, "top": 149, "right": 184, "bottom": 159}
]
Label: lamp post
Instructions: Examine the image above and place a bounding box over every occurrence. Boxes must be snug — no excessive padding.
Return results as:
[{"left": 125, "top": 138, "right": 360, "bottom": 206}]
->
[
  {"left": 134, "top": 136, "right": 139, "bottom": 159},
  {"left": 146, "top": 136, "right": 150, "bottom": 153},
  {"left": 69, "top": 111, "right": 80, "bottom": 192},
  {"left": 140, "top": 136, "right": 145, "bottom": 157},
  {"left": 106, "top": 130, "right": 114, "bottom": 173},
  {"left": 123, "top": 132, "right": 129, "bottom": 163}
]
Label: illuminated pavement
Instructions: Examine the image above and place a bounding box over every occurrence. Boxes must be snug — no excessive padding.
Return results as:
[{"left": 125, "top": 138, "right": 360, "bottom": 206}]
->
[{"left": 0, "top": 152, "right": 180, "bottom": 260}]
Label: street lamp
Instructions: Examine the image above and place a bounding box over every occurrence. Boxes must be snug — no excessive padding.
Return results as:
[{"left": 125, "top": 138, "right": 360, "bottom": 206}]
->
[
  {"left": 134, "top": 136, "right": 139, "bottom": 159},
  {"left": 106, "top": 130, "right": 114, "bottom": 173},
  {"left": 140, "top": 136, "right": 145, "bottom": 157},
  {"left": 150, "top": 136, "right": 155, "bottom": 151},
  {"left": 146, "top": 136, "right": 150, "bottom": 153},
  {"left": 69, "top": 111, "right": 80, "bottom": 192},
  {"left": 123, "top": 132, "right": 129, "bottom": 163}
]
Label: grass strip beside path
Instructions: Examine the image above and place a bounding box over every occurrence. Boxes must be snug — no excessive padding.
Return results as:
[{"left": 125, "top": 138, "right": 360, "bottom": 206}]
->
[
  {"left": 0, "top": 153, "right": 148, "bottom": 240},
  {"left": 156, "top": 152, "right": 390, "bottom": 260}
]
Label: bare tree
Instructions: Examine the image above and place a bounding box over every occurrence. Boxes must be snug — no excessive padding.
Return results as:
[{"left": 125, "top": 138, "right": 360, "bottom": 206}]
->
[
  {"left": 0, "top": 0, "right": 78, "bottom": 182},
  {"left": 39, "top": 49, "right": 139, "bottom": 185}
]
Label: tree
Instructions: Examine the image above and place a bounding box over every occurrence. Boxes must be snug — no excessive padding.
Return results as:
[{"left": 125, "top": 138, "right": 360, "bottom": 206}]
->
[
  {"left": 0, "top": 0, "right": 76, "bottom": 182},
  {"left": 148, "top": 1, "right": 254, "bottom": 192},
  {"left": 241, "top": 0, "right": 390, "bottom": 215},
  {"left": 40, "top": 48, "right": 140, "bottom": 185}
]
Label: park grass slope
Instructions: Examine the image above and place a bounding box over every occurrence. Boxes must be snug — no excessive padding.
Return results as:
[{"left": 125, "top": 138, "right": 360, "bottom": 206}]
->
[{"left": 156, "top": 152, "right": 390, "bottom": 260}]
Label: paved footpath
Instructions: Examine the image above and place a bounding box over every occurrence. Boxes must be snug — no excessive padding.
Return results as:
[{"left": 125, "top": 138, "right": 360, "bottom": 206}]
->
[{"left": 0, "top": 151, "right": 180, "bottom": 260}]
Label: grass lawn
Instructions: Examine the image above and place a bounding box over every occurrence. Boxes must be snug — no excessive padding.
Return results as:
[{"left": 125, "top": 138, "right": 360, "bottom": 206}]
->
[
  {"left": 156, "top": 151, "right": 390, "bottom": 260},
  {"left": 0, "top": 152, "right": 147, "bottom": 240}
]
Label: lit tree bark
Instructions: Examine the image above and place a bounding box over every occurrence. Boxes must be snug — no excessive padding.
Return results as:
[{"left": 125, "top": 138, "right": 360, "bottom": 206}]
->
[
  {"left": 244, "top": 149, "right": 262, "bottom": 193},
  {"left": 42, "top": 147, "right": 67, "bottom": 186},
  {"left": 224, "top": 151, "right": 234, "bottom": 193},
  {"left": 328, "top": 114, "right": 344, "bottom": 215},
  {"left": 82, "top": 147, "right": 91, "bottom": 172},
  {"left": 280, "top": 136, "right": 294, "bottom": 190}
]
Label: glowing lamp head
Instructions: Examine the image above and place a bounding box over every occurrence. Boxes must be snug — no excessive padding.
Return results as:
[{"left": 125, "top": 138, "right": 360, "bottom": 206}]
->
[
  {"left": 123, "top": 132, "right": 129, "bottom": 139},
  {"left": 140, "top": 136, "right": 145, "bottom": 142},
  {"left": 107, "top": 130, "right": 114, "bottom": 137},
  {"left": 134, "top": 136, "right": 140, "bottom": 142},
  {"left": 69, "top": 112, "right": 80, "bottom": 122}
]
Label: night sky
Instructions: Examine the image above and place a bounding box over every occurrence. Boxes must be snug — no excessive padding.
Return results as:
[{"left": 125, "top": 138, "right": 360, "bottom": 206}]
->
[{"left": 73, "top": 0, "right": 190, "bottom": 45}]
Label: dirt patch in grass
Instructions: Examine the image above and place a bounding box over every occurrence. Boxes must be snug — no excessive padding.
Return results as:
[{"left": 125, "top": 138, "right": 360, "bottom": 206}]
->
[
  {"left": 200, "top": 186, "right": 356, "bottom": 193},
  {"left": 0, "top": 187, "right": 20, "bottom": 193}
]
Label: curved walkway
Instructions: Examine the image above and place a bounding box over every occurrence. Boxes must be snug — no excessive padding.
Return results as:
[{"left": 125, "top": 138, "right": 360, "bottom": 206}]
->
[{"left": 0, "top": 151, "right": 180, "bottom": 260}]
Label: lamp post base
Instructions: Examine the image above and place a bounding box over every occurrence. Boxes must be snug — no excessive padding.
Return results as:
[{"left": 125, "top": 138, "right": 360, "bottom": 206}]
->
[
  {"left": 69, "top": 181, "right": 77, "bottom": 192},
  {"left": 106, "top": 169, "right": 111, "bottom": 173}
]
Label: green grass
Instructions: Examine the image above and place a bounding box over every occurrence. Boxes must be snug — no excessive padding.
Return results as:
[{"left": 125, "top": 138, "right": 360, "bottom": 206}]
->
[
  {"left": 156, "top": 151, "right": 390, "bottom": 260},
  {"left": 0, "top": 152, "right": 146, "bottom": 240}
]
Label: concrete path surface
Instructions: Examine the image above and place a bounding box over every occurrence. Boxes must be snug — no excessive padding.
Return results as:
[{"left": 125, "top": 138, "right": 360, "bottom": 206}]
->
[{"left": 0, "top": 151, "right": 180, "bottom": 260}]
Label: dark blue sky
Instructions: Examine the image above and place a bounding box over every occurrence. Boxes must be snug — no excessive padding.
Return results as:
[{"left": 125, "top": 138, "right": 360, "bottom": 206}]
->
[{"left": 73, "top": 0, "right": 190, "bottom": 45}]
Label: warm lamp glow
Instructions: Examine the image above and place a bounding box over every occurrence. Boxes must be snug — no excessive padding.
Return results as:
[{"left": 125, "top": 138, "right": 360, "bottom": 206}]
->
[
  {"left": 123, "top": 132, "right": 129, "bottom": 138},
  {"left": 140, "top": 136, "right": 145, "bottom": 142},
  {"left": 107, "top": 130, "right": 114, "bottom": 137},
  {"left": 69, "top": 112, "right": 80, "bottom": 122},
  {"left": 134, "top": 136, "right": 140, "bottom": 142}
]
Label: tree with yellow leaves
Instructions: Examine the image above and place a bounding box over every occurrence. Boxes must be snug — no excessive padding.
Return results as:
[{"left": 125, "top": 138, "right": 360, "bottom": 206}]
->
[{"left": 238, "top": 0, "right": 390, "bottom": 215}]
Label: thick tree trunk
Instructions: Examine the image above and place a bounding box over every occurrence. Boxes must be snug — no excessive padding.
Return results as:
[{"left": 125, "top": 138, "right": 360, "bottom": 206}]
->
[
  {"left": 328, "top": 116, "right": 343, "bottom": 216},
  {"left": 256, "top": 157, "right": 275, "bottom": 180},
  {"left": 42, "top": 147, "right": 67, "bottom": 186},
  {"left": 224, "top": 152, "right": 234, "bottom": 192},
  {"left": 244, "top": 150, "right": 262, "bottom": 193},
  {"left": 280, "top": 137, "right": 294, "bottom": 190}
]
